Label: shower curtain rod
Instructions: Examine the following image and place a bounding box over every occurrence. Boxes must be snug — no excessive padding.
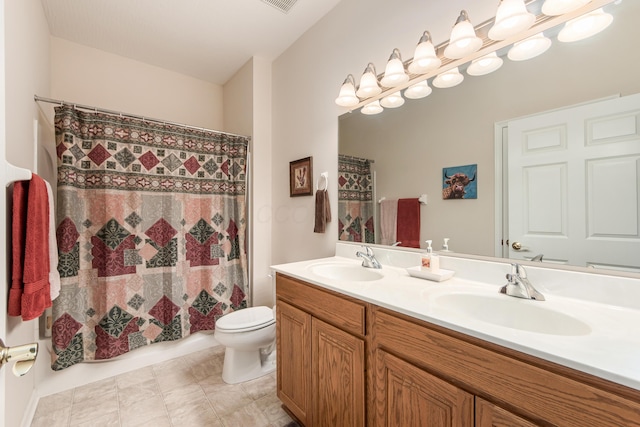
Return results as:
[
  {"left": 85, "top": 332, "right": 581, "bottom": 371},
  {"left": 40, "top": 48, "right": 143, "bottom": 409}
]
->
[{"left": 34, "top": 95, "right": 250, "bottom": 139}]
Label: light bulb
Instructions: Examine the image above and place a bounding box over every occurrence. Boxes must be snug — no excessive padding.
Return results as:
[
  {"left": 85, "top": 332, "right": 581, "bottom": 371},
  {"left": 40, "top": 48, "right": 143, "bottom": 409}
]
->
[
  {"left": 380, "top": 92, "right": 405, "bottom": 108},
  {"left": 508, "top": 33, "right": 552, "bottom": 61},
  {"left": 361, "top": 100, "right": 383, "bottom": 115},
  {"left": 489, "top": 0, "right": 535, "bottom": 41},
  {"left": 356, "top": 63, "right": 382, "bottom": 99},
  {"left": 444, "top": 11, "right": 483, "bottom": 59},
  {"left": 408, "top": 32, "right": 441, "bottom": 74},
  {"left": 404, "top": 81, "right": 433, "bottom": 99},
  {"left": 467, "top": 52, "right": 504, "bottom": 76},
  {"left": 335, "top": 74, "right": 359, "bottom": 107},
  {"left": 558, "top": 8, "right": 613, "bottom": 43},
  {"left": 380, "top": 48, "right": 409, "bottom": 87},
  {"left": 433, "top": 67, "right": 464, "bottom": 88}
]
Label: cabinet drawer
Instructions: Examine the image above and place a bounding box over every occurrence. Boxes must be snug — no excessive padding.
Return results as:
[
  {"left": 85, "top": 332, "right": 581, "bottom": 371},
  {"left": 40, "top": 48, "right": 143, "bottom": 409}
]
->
[
  {"left": 276, "top": 273, "right": 366, "bottom": 337},
  {"left": 373, "top": 307, "right": 640, "bottom": 427}
]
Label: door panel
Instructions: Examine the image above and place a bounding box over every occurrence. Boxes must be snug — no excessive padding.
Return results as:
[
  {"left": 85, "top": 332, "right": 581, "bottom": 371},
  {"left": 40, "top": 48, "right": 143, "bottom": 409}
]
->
[
  {"left": 376, "top": 349, "right": 473, "bottom": 427},
  {"left": 508, "top": 93, "right": 640, "bottom": 271},
  {"left": 276, "top": 300, "right": 312, "bottom": 426},
  {"left": 312, "top": 318, "right": 365, "bottom": 427}
]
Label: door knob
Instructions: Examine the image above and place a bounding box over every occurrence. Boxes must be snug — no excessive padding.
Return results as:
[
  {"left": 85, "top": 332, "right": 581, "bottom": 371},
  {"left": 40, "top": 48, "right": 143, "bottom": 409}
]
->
[
  {"left": 0, "top": 339, "right": 38, "bottom": 377},
  {"left": 511, "top": 241, "right": 522, "bottom": 251}
]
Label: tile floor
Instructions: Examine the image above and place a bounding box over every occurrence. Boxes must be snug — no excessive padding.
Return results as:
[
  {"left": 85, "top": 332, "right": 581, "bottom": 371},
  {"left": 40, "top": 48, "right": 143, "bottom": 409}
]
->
[{"left": 30, "top": 346, "right": 298, "bottom": 427}]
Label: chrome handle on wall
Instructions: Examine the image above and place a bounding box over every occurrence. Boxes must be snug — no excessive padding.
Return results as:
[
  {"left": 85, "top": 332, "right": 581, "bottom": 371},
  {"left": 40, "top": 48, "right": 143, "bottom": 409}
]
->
[{"left": 0, "top": 339, "right": 39, "bottom": 377}]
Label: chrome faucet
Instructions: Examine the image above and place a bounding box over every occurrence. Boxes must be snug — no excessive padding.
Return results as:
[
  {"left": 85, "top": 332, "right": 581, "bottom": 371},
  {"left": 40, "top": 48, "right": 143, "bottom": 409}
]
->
[
  {"left": 530, "top": 254, "right": 544, "bottom": 262},
  {"left": 500, "top": 263, "right": 545, "bottom": 301},
  {"left": 356, "top": 246, "right": 382, "bottom": 269}
]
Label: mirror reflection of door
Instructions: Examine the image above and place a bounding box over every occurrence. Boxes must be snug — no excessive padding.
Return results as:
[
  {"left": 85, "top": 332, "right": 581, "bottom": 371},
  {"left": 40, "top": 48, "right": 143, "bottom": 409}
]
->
[{"left": 507, "top": 93, "right": 640, "bottom": 272}]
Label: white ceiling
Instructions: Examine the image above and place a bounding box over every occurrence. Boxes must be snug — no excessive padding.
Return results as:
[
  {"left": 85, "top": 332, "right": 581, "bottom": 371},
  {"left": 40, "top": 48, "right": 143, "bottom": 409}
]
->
[{"left": 40, "top": 0, "right": 343, "bottom": 86}]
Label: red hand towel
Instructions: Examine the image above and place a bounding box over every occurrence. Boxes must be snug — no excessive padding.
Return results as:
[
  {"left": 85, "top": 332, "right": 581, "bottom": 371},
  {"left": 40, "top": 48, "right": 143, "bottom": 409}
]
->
[
  {"left": 8, "top": 180, "right": 28, "bottom": 316},
  {"left": 396, "top": 198, "right": 420, "bottom": 248},
  {"left": 10, "top": 174, "right": 52, "bottom": 321}
]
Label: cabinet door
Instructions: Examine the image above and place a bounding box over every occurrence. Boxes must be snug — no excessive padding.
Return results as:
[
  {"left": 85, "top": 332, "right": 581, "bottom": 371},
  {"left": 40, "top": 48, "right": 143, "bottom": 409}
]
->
[
  {"left": 312, "top": 317, "right": 365, "bottom": 427},
  {"left": 476, "top": 397, "right": 539, "bottom": 427},
  {"left": 277, "top": 300, "right": 312, "bottom": 426},
  {"left": 375, "top": 349, "right": 473, "bottom": 427}
]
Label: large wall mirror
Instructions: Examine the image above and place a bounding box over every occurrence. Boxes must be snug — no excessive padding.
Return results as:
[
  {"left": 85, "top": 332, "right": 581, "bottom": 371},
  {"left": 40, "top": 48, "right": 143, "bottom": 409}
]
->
[{"left": 338, "top": 0, "right": 640, "bottom": 271}]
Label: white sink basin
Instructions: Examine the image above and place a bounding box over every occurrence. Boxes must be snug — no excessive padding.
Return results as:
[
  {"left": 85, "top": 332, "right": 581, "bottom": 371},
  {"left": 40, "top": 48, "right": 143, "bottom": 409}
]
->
[
  {"left": 433, "top": 292, "right": 591, "bottom": 336},
  {"left": 309, "top": 263, "right": 384, "bottom": 282}
]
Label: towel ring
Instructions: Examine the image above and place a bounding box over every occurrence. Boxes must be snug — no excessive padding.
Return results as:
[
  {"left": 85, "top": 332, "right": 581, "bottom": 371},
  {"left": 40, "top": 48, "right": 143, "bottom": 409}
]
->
[{"left": 316, "top": 172, "right": 329, "bottom": 191}]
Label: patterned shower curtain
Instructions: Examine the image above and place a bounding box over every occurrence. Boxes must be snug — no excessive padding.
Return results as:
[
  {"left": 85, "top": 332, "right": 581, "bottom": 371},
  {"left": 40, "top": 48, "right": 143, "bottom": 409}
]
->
[
  {"left": 51, "top": 105, "right": 249, "bottom": 370},
  {"left": 338, "top": 154, "right": 374, "bottom": 243}
]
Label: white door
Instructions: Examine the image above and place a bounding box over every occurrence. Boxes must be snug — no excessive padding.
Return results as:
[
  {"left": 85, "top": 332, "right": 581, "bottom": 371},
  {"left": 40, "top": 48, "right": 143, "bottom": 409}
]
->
[
  {"left": 1, "top": 1, "right": 8, "bottom": 424},
  {"left": 508, "top": 93, "right": 640, "bottom": 272}
]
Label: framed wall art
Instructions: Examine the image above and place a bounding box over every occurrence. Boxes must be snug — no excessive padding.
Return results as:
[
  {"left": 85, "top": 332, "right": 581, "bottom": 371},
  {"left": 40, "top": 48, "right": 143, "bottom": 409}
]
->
[
  {"left": 442, "top": 164, "right": 477, "bottom": 199},
  {"left": 290, "top": 156, "right": 313, "bottom": 197}
]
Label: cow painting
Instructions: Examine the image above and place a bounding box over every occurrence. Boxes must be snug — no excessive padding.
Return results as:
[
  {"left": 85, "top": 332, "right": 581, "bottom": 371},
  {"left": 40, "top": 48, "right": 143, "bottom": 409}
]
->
[{"left": 442, "top": 165, "right": 477, "bottom": 199}]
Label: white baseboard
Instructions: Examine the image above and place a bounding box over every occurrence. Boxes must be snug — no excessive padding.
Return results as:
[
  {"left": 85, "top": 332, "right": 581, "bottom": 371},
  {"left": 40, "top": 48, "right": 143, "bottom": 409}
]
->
[{"left": 20, "top": 390, "right": 39, "bottom": 427}]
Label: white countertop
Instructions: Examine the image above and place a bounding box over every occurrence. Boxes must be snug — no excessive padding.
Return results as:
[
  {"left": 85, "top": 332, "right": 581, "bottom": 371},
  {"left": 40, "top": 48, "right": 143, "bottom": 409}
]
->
[{"left": 272, "top": 251, "right": 640, "bottom": 392}]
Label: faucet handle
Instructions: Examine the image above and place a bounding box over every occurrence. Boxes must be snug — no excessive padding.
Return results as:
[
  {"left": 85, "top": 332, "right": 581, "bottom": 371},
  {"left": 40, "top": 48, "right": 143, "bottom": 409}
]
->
[
  {"left": 510, "top": 263, "right": 527, "bottom": 278},
  {"left": 362, "top": 245, "right": 373, "bottom": 256}
]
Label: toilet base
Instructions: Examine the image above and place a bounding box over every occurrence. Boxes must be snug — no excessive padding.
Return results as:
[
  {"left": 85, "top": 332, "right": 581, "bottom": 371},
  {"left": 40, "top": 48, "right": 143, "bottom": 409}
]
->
[{"left": 221, "top": 347, "right": 276, "bottom": 384}]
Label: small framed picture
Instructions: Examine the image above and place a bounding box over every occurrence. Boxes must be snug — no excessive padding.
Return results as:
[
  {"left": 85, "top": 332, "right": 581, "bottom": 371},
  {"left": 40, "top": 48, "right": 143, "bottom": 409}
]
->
[
  {"left": 442, "top": 164, "right": 477, "bottom": 199},
  {"left": 290, "top": 156, "right": 313, "bottom": 197}
]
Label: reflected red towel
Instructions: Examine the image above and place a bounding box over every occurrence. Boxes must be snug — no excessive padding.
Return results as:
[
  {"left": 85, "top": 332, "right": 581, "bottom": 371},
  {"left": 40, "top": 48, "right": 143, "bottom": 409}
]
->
[
  {"left": 9, "top": 174, "right": 52, "bottom": 320},
  {"left": 396, "top": 198, "right": 420, "bottom": 248}
]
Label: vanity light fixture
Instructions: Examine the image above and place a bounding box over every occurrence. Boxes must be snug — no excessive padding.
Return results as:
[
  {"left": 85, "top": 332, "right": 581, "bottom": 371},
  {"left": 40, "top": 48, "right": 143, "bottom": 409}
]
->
[
  {"left": 380, "top": 91, "right": 405, "bottom": 108},
  {"left": 356, "top": 63, "right": 382, "bottom": 98},
  {"left": 380, "top": 48, "right": 410, "bottom": 87},
  {"left": 488, "top": 0, "right": 536, "bottom": 40},
  {"left": 467, "top": 52, "right": 504, "bottom": 76},
  {"left": 408, "top": 31, "right": 441, "bottom": 74},
  {"left": 433, "top": 67, "right": 464, "bottom": 88},
  {"left": 335, "top": 74, "right": 359, "bottom": 107},
  {"left": 542, "top": 0, "right": 592, "bottom": 16},
  {"left": 404, "top": 80, "right": 433, "bottom": 99},
  {"left": 508, "top": 32, "right": 552, "bottom": 60},
  {"left": 557, "top": 7, "right": 612, "bottom": 42},
  {"left": 361, "top": 100, "right": 384, "bottom": 115},
  {"left": 443, "top": 10, "right": 483, "bottom": 59},
  {"left": 335, "top": 0, "right": 617, "bottom": 114}
]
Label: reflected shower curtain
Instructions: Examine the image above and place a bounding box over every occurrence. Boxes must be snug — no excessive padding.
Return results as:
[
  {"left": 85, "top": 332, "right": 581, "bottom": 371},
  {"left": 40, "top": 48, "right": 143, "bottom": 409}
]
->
[
  {"left": 338, "top": 154, "right": 374, "bottom": 243},
  {"left": 51, "top": 105, "right": 249, "bottom": 370}
]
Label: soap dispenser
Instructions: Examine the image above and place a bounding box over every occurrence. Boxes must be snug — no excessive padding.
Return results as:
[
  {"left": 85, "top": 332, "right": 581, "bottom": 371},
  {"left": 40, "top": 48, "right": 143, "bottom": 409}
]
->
[
  {"left": 442, "top": 238, "right": 451, "bottom": 252},
  {"left": 421, "top": 240, "right": 440, "bottom": 272}
]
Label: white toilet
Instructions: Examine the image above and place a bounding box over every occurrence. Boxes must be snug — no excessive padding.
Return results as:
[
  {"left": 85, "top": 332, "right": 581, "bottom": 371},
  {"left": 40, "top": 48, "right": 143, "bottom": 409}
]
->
[{"left": 214, "top": 305, "right": 277, "bottom": 384}]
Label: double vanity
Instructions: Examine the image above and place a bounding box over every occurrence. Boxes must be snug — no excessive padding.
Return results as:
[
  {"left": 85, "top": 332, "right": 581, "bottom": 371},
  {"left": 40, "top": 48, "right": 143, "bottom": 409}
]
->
[{"left": 271, "top": 243, "right": 640, "bottom": 426}]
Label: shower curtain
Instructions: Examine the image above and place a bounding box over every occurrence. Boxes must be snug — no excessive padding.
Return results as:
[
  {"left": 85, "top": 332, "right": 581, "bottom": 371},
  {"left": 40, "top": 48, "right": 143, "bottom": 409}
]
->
[
  {"left": 51, "top": 105, "right": 249, "bottom": 370},
  {"left": 337, "top": 154, "right": 374, "bottom": 243}
]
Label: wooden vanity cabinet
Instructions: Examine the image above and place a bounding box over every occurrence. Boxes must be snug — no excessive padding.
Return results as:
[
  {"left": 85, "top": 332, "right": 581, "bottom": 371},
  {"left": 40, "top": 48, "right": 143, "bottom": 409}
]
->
[
  {"left": 276, "top": 273, "right": 366, "bottom": 427},
  {"left": 475, "top": 398, "right": 539, "bottom": 427},
  {"left": 275, "top": 274, "right": 640, "bottom": 427},
  {"left": 372, "top": 306, "right": 640, "bottom": 427}
]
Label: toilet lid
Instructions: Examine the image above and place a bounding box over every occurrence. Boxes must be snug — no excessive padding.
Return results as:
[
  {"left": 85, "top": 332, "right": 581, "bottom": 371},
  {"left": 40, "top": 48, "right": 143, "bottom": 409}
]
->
[{"left": 216, "top": 306, "right": 275, "bottom": 331}]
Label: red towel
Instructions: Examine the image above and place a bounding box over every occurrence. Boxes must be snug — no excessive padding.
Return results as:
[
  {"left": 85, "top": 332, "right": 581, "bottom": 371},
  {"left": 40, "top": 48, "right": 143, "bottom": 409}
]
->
[
  {"left": 396, "top": 198, "right": 420, "bottom": 248},
  {"left": 8, "top": 180, "right": 28, "bottom": 316},
  {"left": 9, "top": 174, "right": 52, "bottom": 321}
]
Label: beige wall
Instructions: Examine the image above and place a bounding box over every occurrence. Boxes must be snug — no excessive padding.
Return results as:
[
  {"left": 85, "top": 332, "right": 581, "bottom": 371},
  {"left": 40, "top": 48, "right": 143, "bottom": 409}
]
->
[
  {"left": 3, "top": 0, "right": 51, "bottom": 425},
  {"left": 339, "top": 0, "right": 640, "bottom": 257},
  {"left": 50, "top": 37, "right": 224, "bottom": 130},
  {"left": 223, "top": 57, "right": 275, "bottom": 307}
]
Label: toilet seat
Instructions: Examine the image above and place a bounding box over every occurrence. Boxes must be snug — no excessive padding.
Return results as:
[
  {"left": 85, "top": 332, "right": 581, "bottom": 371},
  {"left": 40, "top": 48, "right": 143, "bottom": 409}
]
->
[{"left": 216, "top": 306, "right": 275, "bottom": 333}]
